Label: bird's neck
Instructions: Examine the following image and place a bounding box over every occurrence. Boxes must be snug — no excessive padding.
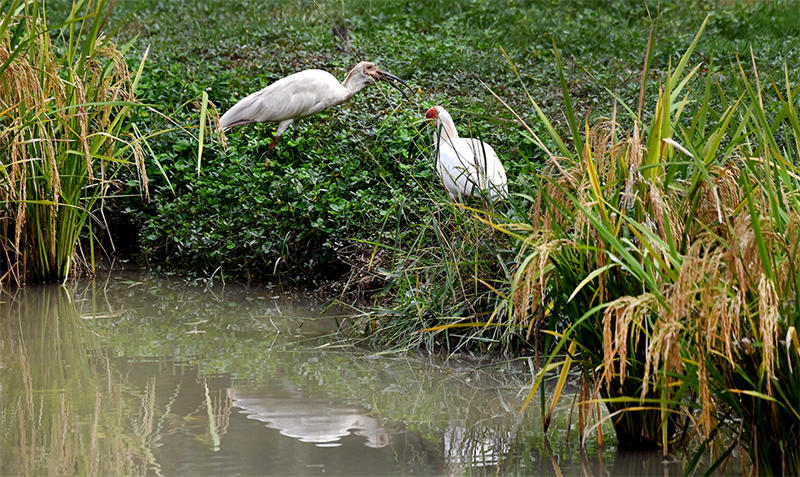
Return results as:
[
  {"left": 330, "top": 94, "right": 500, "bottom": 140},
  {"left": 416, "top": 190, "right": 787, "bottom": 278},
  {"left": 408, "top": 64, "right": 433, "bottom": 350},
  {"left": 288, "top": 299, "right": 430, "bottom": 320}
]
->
[
  {"left": 433, "top": 116, "right": 459, "bottom": 145},
  {"left": 341, "top": 70, "right": 368, "bottom": 98}
]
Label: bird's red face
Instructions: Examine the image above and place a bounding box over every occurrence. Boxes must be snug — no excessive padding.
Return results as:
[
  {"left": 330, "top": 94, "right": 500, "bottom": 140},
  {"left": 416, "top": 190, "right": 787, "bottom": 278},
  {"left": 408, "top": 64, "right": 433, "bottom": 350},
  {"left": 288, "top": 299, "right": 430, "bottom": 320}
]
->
[{"left": 425, "top": 107, "right": 438, "bottom": 123}]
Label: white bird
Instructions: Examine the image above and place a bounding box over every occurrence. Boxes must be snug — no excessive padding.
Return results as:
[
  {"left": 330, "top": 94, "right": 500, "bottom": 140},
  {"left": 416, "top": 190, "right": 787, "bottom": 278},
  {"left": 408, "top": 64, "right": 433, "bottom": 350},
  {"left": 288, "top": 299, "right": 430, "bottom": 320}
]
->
[
  {"left": 425, "top": 106, "right": 508, "bottom": 202},
  {"left": 220, "top": 61, "right": 410, "bottom": 164}
]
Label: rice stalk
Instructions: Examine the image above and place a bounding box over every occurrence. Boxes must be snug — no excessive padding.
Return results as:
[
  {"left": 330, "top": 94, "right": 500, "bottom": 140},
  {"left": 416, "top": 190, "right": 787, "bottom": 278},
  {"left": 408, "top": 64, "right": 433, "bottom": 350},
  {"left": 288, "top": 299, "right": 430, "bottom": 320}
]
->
[
  {"left": 0, "top": 0, "right": 148, "bottom": 285},
  {"left": 491, "top": 18, "right": 799, "bottom": 467}
]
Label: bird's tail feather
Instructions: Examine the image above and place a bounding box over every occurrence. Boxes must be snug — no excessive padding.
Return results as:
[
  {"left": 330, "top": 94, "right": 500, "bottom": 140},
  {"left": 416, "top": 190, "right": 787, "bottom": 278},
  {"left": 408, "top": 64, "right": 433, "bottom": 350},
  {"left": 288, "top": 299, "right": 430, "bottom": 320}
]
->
[{"left": 220, "top": 118, "right": 255, "bottom": 131}]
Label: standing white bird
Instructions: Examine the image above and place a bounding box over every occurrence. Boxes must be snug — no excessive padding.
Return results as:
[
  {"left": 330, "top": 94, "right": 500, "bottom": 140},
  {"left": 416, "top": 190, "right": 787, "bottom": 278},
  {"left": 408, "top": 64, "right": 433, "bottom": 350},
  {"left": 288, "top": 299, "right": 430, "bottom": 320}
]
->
[
  {"left": 220, "top": 61, "right": 410, "bottom": 164},
  {"left": 425, "top": 106, "right": 508, "bottom": 202}
]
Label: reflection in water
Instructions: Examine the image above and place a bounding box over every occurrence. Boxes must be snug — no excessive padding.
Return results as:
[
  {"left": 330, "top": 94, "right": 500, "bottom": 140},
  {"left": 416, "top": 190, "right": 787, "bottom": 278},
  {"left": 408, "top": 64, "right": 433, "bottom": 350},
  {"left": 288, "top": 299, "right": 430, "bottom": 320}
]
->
[
  {"left": 230, "top": 388, "right": 389, "bottom": 448},
  {"left": 0, "top": 273, "right": 727, "bottom": 476},
  {"left": 444, "top": 424, "right": 508, "bottom": 470},
  {"left": 0, "top": 286, "right": 152, "bottom": 476}
]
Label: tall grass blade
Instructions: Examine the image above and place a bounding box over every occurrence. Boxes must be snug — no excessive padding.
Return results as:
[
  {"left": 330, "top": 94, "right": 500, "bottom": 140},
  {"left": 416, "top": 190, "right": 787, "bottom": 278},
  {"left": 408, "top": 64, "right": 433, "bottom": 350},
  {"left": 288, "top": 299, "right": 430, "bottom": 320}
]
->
[
  {"left": 543, "top": 339, "right": 577, "bottom": 431},
  {"left": 197, "top": 91, "right": 209, "bottom": 176},
  {"left": 554, "top": 40, "right": 582, "bottom": 159}
]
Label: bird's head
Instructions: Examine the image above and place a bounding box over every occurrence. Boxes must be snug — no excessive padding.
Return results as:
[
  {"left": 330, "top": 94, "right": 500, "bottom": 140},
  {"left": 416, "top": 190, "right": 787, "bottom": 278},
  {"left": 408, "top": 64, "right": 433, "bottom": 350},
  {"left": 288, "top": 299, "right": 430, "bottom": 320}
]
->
[
  {"left": 425, "top": 106, "right": 440, "bottom": 123},
  {"left": 345, "top": 61, "right": 412, "bottom": 100},
  {"left": 425, "top": 105, "right": 457, "bottom": 140},
  {"left": 357, "top": 61, "right": 381, "bottom": 84}
]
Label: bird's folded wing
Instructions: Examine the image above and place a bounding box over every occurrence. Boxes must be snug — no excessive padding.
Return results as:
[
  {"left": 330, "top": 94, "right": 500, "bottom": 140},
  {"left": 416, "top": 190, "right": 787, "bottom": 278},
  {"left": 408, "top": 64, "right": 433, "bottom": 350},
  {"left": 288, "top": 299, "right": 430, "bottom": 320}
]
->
[{"left": 221, "top": 70, "right": 343, "bottom": 127}]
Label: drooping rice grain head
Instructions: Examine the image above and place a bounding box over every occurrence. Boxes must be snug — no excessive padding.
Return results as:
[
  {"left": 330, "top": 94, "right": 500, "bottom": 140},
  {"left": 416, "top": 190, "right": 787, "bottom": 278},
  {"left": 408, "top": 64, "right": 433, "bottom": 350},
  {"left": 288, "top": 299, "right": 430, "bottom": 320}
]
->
[
  {"left": 128, "top": 130, "right": 149, "bottom": 201},
  {"left": 536, "top": 168, "right": 573, "bottom": 232},
  {"left": 621, "top": 123, "right": 644, "bottom": 212},
  {"left": 647, "top": 180, "right": 668, "bottom": 241},
  {"left": 72, "top": 73, "right": 94, "bottom": 180},
  {"left": 512, "top": 235, "right": 564, "bottom": 337},
  {"left": 641, "top": 311, "right": 682, "bottom": 399},
  {"left": 697, "top": 353, "right": 712, "bottom": 439},
  {"left": 601, "top": 293, "right": 656, "bottom": 389},
  {"left": 757, "top": 274, "right": 779, "bottom": 394},
  {"left": 729, "top": 213, "right": 761, "bottom": 296}
]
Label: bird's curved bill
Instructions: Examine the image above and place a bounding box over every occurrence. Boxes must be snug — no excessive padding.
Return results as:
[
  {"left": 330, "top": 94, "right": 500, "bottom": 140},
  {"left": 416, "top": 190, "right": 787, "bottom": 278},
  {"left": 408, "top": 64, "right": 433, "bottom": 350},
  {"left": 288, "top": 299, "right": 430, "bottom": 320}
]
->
[{"left": 377, "top": 70, "right": 413, "bottom": 101}]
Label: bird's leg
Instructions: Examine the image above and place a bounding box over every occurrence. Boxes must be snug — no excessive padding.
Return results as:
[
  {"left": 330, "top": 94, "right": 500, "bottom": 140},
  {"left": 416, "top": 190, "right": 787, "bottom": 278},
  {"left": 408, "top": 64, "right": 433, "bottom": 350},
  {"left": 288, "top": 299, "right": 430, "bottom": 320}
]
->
[
  {"left": 266, "top": 137, "right": 279, "bottom": 167},
  {"left": 292, "top": 119, "right": 300, "bottom": 141},
  {"left": 265, "top": 119, "right": 293, "bottom": 167}
]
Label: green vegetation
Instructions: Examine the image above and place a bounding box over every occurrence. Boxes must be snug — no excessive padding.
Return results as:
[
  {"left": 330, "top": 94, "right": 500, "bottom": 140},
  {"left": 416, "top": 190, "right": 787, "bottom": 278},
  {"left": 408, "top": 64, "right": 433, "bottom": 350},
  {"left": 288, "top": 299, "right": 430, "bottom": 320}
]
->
[
  {"left": 0, "top": 0, "right": 149, "bottom": 285},
  {"left": 4, "top": 0, "right": 800, "bottom": 473},
  {"left": 366, "top": 11, "right": 800, "bottom": 475},
  {"left": 38, "top": 0, "right": 799, "bottom": 286}
]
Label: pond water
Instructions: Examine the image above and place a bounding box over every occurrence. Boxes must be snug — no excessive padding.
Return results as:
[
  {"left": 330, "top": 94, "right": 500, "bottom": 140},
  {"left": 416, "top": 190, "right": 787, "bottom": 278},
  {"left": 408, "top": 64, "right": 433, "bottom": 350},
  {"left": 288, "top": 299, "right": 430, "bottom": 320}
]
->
[{"left": 1, "top": 272, "right": 704, "bottom": 476}]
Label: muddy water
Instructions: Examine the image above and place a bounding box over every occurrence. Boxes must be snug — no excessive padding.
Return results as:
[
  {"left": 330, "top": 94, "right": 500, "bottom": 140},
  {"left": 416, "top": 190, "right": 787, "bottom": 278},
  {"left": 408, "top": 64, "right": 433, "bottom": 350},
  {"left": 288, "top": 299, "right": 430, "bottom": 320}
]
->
[{"left": 0, "top": 272, "right": 693, "bottom": 476}]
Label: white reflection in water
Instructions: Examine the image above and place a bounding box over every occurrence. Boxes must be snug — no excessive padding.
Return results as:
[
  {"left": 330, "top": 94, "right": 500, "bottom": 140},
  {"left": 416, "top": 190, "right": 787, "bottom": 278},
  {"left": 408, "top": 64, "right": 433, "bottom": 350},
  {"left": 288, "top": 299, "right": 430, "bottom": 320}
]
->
[
  {"left": 229, "top": 388, "right": 389, "bottom": 448},
  {"left": 444, "top": 424, "right": 509, "bottom": 470}
]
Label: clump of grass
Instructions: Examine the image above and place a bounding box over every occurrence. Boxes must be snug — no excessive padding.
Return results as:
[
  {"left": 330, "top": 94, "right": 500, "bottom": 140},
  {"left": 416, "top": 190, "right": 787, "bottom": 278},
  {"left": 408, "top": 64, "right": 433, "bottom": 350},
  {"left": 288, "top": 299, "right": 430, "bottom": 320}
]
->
[
  {"left": 489, "top": 17, "right": 800, "bottom": 472},
  {"left": 0, "top": 0, "right": 148, "bottom": 286},
  {"left": 364, "top": 197, "right": 522, "bottom": 353},
  {"left": 357, "top": 118, "right": 536, "bottom": 353}
]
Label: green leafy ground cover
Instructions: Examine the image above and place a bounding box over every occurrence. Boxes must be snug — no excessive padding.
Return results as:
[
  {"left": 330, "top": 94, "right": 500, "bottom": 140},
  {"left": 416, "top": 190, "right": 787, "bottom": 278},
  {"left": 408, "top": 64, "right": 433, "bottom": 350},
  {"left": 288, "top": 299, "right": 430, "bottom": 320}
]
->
[{"left": 47, "top": 0, "right": 800, "bottom": 284}]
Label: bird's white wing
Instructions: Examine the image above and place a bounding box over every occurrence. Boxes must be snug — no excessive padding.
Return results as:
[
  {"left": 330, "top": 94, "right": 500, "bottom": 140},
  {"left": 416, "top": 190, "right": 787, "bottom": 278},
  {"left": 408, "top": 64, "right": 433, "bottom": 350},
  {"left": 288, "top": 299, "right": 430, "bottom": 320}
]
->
[
  {"left": 220, "top": 70, "right": 345, "bottom": 129},
  {"left": 436, "top": 139, "right": 480, "bottom": 200},
  {"left": 462, "top": 138, "right": 508, "bottom": 199}
]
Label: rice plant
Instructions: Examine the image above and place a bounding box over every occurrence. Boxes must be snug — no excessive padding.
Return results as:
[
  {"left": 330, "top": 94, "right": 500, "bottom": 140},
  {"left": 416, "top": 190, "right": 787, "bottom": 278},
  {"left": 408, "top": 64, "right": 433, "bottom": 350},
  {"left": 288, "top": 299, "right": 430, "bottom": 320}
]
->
[
  {"left": 489, "top": 18, "right": 800, "bottom": 472},
  {"left": 0, "top": 0, "right": 148, "bottom": 286}
]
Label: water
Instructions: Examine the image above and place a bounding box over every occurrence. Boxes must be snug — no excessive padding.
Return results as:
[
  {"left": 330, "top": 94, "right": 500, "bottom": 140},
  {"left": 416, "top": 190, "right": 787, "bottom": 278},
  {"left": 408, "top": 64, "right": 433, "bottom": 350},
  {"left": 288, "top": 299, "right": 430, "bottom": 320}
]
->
[{"left": 0, "top": 272, "right": 703, "bottom": 476}]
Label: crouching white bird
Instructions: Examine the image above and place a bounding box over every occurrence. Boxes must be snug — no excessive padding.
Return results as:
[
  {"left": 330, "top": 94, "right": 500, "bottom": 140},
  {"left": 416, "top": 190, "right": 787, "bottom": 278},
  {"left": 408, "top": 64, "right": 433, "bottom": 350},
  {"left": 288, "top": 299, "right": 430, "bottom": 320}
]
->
[
  {"left": 220, "top": 61, "right": 411, "bottom": 164},
  {"left": 425, "top": 106, "right": 508, "bottom": 201}
]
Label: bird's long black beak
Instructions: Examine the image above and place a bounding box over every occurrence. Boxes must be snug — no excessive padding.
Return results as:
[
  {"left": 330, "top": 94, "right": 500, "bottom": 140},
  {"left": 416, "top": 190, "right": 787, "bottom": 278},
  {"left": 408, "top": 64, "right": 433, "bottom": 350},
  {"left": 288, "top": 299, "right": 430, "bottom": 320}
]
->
[{"left": 377, "top": 70, "right": 413, "bottom": 101}]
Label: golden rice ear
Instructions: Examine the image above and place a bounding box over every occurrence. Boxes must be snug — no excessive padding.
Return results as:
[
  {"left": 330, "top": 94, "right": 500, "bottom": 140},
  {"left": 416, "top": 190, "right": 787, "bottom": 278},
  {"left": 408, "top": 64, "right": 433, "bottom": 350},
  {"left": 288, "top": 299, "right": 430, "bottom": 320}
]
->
[
  {"left": 536, "top": 160, "right": 576, "bottom": 232},
  {"left": 73, "top": 75, "right": 93, "bottom": 180},
  {"left": 621, "top": 122, "right": 645, "bottom": 211},
  {"left": 205, "top": 99, "right": 228, "bottom": 150},
  {"left": 512, "top": 234, "right": 561, "bottom": 338},
  {"left": 601, "top": 294, "right": 656, "bottom": 390},
  {"left": 128, "top": 131, "right": 149, "bottom": 202},
  {"left": 697, "top": 355, "right": 713, "bottom": 439},
  {"left": 758, "top": 274, "right": 779, "bottom": 394}
]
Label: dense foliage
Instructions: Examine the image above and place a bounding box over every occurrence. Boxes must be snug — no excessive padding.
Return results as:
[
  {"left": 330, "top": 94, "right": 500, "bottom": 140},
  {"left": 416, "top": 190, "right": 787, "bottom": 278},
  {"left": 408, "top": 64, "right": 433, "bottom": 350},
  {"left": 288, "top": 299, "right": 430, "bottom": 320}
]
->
[
  {"left": 366, "top": 12, "right": 800, "bottom": 475},
  {"left": 45, "top": 0, "right": 800, "bottom": 285}
]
